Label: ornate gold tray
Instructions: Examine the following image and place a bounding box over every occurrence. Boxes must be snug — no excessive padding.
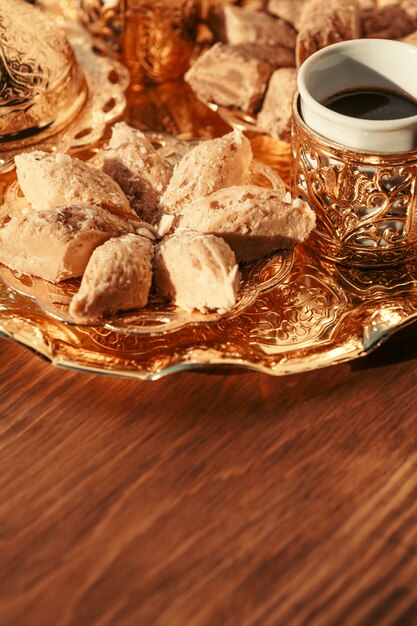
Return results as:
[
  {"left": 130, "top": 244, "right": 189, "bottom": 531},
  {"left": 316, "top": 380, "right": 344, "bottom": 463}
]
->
[{"left": 0, "top": 27, "right": 416, "bottom": 379}]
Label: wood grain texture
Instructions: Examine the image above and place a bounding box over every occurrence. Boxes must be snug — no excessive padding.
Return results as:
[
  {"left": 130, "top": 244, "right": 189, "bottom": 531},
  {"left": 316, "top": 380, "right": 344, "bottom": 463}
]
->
[{"left": 1, "top": 325, "right": 417, "bottom": 626}]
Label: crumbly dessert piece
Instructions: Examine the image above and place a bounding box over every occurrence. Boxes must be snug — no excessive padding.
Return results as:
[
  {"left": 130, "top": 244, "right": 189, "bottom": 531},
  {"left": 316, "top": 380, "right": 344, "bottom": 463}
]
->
[
  {"left": 296, "top": 0, "right": 360, "bottom": 67},
  {"left": 401, "top": 0, "right": 417, "bottom": 23},
  {"left": 234, "top": 42, "right": 294, "bottom": 66},
  {"left": 69, "top": 233, "right": 154, "bottom": 322},
  {"left": 267, "top": 0, "right": 308, "bottom": 30},
  {"left": 0, "top": 204, "right": 151, "bottom": 282},
  {"left": 184, "top": 42, "right": 292, "bottom": 114},
  {"left": 358, "top": 0, "right": 377, "bottom": 9},
  {"left": 257, "top": 67, "right": 297, "bottom": 141},
  {"left": 224, "top": 4, "right": 296, "bottom": 50},
  {"left": 362, "top": 1, "right": 417, "bottom": 39},
  {"left": 15, "top": 151, "right": 134, "bottom": 217},
  {"left": 161, "top": 130, "right": 253, "bottom": 213},
  {"left": 102, "top": 122, "right": 172, "bottom": 225},
  {"left": 401, "top": 29, "right": 417, "bottom": 45},
  {"left": 154, "top": 231, "right": 240, "bottom": 313},
  {"left": 176, "top": 186, "right": 316, "bottom": 261}
]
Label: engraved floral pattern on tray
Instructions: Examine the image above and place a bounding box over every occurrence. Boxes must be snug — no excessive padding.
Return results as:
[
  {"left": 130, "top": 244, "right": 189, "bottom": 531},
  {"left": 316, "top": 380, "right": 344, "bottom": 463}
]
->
[{"left": 2, "top": 240, "right": 417, "bottom": 379}]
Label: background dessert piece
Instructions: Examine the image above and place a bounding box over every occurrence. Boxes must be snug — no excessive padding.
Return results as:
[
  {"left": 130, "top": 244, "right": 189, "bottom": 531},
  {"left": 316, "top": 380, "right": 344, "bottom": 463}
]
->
[
  {"left": 154, "top": 231, "right": 240, "bottom": 313},
  {"left": 267, "top": 0, "right": 308, "bottom": 30},
  {"left": 184, "top": 42, "right": 291, "bottom": 114},
  {"left": 401, "top": 29, "right": 417, "bottom": 44},
  {"left": 235, "top": 42, "right": 294, "bottom": 65},
  {"left": 176, "top": 186, "right": 316, "bottom": 261},
  {"left": 358, "top": 0, "right": 377, "bottom": 8},
  {"left": 0, "top": 204, "right": 146, "bottom": 283},
  {"left": 296, "top": 0, "right": 360, "bottom": 67},
  {"left": 69, "top": 234, "right": 154, "bottom": 322},
  {"left": 257, "top": 67, "right": 297, "bottom": 141},
  {"left": 362, "top": 1, "right": 417, "bottom": 39},
  {"left": 103, "top": 123, "right": 172, "bottom": 225},
  {"left": 161, "top": 130, "right": 253, "bottom": 213},
  {"left": 15, "top": 151, "right": 134, "bottom": 217},
  {"left": 396, "top": 0, "right": 417, "bottom": 25},
  {"left": 224, "top": 4, "right": 296, "bottom": 50}
]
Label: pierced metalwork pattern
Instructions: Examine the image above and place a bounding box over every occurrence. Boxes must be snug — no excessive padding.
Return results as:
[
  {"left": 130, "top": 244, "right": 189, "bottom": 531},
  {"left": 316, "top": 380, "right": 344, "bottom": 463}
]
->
[
  {"left": 77, "top": 0, "right": 123, "bottom": 54},
  {"left": 292, "top": 101, "right": 417, "bottom": 267},
  {"left": 0, "top": 19, "right": 129, "bottom": 172}
]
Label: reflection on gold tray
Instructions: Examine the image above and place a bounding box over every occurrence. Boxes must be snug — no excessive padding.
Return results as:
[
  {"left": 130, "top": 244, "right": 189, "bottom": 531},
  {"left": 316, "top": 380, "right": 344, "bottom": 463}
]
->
[
  {"left": 0, "top": 251, "right": 294, "bottom": 335},
  {"left": 206, "top": 102, "right": 271, "bottom": 140}
]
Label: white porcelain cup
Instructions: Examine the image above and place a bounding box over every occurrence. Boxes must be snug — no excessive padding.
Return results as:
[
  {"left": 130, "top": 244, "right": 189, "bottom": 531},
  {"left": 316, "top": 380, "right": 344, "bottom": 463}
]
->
[{"left": 297, "top": 39, "right": 417, "bottom": 152}]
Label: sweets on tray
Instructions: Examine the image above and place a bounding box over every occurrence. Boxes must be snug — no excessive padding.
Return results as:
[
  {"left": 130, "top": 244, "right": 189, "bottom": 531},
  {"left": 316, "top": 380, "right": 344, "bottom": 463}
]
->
[
  {"left": 267, "top": 0, "right": 308, "bottom": 29},
  {"left": 223, "top": 4, "right": 296, "bottom": 50},
  {"left": 185, "top": 0, "right": 417, "bottom": 140},
  {"left": 176, "top": 186, "right": 316, "bottom": 262},
  {"left": 257, "top": 67, "right": 297, "bottom": 142},
  {"left": 154, "top": 231, "right": 240, "bottom": 313},
  {"left": 296, "top": 0, "right": 360, "bottom": 66},
  {"left": 103, "top": 123, "right": 172, "bottom": 225},
  {"left": 162, "top": 130, "right": 253, "bottom": 213},
  {"left": 184, "top": 42, "right": 291, "bottom": 115},
  {"left": 15, "top": 151, "right": 135, "bottom": 217},
  {"left": 362, "top": 1, "right": 417, "bottom": 39},
  {"left": 402, "top": 29, "right": 417, "bottom": 44},
  {"left": 0, "top": 124, "right": 316, "bottom": 321},
  {"left": 0, "top": 204, "right": 147, "bottom": 282},
  {"left": 69, "top": 233, "right": 154, "bottom": 322}
]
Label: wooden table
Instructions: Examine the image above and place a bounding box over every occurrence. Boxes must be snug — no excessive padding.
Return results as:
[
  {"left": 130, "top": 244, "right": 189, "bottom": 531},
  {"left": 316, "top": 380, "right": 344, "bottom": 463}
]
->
[{"left": 1, "top": 323, "right": 417, "bottom": 626}]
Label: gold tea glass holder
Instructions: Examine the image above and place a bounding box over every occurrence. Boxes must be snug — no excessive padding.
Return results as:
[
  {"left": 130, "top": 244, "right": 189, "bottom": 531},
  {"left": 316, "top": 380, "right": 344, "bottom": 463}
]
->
[
  {"left": 292, "top": 95, "right": 417, "bottom": 268},
  {"left": 77, "top": 0, "right": 200, "bottom": 85}
]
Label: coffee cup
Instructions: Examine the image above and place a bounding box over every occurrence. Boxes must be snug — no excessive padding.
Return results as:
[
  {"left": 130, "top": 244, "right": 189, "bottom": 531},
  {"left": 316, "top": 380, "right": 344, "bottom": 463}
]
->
[
  {"left": 292, "top": 39, "right": 417, "bottom": 267},
  {"left": 297, "top": 38, "right": 417, "bottom": 152}
]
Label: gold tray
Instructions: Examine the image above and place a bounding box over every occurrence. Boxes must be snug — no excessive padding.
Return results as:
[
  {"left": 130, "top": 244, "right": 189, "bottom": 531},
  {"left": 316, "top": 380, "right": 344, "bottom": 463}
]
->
[{"left": 0, "top": 35, "right": 416, "bottom": 378}]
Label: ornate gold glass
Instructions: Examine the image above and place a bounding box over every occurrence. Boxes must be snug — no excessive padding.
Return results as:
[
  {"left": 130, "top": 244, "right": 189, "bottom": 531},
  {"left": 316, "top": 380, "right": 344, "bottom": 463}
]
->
[
  {"left": 292, "top": 96, "right": 417, "bottom": 267},
  {"left": 77, "top": 0, "right": 200, "bottom": 84}
]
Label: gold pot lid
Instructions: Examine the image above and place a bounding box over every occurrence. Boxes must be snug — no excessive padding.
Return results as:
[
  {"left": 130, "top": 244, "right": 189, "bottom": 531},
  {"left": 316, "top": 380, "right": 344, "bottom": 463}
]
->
[{"left": 0, "top": 0, "right": 88, "bottom": 146}]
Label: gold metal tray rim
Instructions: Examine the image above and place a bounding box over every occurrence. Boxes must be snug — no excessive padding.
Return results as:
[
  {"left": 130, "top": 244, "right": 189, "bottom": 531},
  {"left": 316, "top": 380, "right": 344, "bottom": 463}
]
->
[
  {"left": 2, "top": 240, "right": 417, "bottom": 380},
  {"left": 1, "top": 296, "right": 415, "bottom": 380}
]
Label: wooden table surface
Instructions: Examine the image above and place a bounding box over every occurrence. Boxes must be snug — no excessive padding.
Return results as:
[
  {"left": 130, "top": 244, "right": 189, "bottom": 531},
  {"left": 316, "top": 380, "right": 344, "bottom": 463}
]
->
[{"left": 1, "top": 324, "right": 417, "bottom": 626}]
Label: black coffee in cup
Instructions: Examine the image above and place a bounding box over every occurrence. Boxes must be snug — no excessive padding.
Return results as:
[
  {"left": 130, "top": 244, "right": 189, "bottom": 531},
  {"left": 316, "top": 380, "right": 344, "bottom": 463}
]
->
[{"left": 322, "top": 87, "right": 417, "bottom": 121}]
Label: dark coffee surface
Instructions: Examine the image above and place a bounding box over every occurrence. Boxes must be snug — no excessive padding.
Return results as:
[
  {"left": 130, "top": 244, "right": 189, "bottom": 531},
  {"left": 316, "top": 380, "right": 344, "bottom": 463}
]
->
[{"left": 322, "top": 87, "right": 417, "bottom": 120}]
